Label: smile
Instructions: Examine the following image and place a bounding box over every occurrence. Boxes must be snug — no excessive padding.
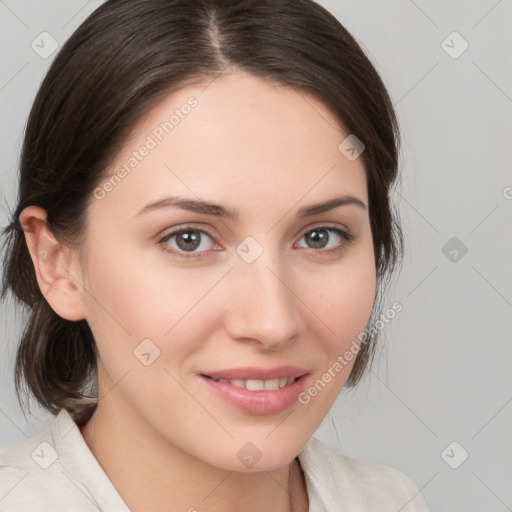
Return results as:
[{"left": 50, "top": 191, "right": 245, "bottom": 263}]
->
[{"left": 199, "top": 372, "right": 309, "bottom": 415}]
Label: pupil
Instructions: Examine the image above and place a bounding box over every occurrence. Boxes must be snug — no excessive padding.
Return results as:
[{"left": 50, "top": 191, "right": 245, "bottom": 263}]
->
[
  {"left": 308, "top": 229, "right": 327, "bottom": 249},
  {"left": 178, "top": 231, "right": 200, "bottom": 251}
]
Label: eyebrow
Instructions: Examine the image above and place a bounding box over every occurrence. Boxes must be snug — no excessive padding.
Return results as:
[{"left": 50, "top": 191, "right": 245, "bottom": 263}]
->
[{"left": 135, "top": 194, "right": 367, "bottom": 219}]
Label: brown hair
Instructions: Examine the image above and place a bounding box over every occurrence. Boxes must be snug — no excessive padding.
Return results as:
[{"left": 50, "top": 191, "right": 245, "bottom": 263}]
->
[{"left": 1, "top": 0, "right": 402, "bottom": 426}]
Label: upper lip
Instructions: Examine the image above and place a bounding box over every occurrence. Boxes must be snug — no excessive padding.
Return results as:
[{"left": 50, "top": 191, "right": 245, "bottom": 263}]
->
[{"left": 201, "top": 366, "right": 309, "bottom": 381}]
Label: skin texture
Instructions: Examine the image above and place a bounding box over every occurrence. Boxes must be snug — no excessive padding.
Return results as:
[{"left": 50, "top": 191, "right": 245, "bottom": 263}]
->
[{"left": 20, "top": 70, "right": 376, "bottom": 512}]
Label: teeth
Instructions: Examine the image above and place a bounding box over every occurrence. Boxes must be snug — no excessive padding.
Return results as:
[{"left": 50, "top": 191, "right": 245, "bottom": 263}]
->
[
  {"left": 246, "top": 379, "right": 265, "bottom": 391},
  {"left": 264, "top": 379, "right": 280, "bottom": 390},
  {"left": 213, "top": 376, "right": 296, "bottom": 390}
]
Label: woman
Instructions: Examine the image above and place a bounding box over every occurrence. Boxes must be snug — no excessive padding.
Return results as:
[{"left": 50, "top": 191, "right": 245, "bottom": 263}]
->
[{"left": 0, "top": 0, "right": 429, "bottom": 510}]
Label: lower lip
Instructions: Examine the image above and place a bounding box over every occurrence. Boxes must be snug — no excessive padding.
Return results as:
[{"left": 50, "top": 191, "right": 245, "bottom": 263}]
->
[{"left": 199, "top": 374, "right": 308, "bottom": 415}]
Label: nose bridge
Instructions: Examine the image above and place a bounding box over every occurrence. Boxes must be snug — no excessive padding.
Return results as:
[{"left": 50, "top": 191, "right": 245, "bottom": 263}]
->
[{"left": 226, "top": 237, "right": 299, "bottom": 347}]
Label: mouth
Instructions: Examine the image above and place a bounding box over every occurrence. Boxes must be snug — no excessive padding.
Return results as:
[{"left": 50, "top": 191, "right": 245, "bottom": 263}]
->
[{"left": 198, "top": 366, "right": 310, "bottom": 415}]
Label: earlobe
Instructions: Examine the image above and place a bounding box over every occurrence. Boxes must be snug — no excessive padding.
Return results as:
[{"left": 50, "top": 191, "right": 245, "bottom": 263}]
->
[{"left": 19, "top": 206, "right": 87, "bottom": 321}]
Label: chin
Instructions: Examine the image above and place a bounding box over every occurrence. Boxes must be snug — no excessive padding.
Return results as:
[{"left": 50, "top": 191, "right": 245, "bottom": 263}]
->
[{"left": 188, "top": 429, "right": 311, "bottom": 473}]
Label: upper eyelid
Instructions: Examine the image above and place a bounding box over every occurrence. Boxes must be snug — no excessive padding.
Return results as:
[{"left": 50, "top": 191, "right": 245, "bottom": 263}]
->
[{"left": 159, "top": 224, "right": 216, "bottom": 242}]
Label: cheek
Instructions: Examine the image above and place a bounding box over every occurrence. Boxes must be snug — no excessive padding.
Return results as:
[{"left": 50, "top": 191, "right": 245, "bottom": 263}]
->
[
  {"left": 300, "top": 252, "right": 376, "bottom": 412},
  {"left": 288, "top": 254, "right": 376, "bottom": 436},
  {"left": 307, "top": 250, "right": 377, "bottom": 349},
  {"left": 329, "top": 266, "right": 376, "bottom": 335},
  {"left": 79, "top": 241, "right": 229, "bottom": 380},
  {"left": 81, "top": 241, "right": 198, "bottom": 336}
]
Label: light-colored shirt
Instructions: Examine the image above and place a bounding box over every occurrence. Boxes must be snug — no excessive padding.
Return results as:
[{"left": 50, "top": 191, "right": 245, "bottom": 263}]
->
[{"left": 0, "top": 408, "right": 430, "bottom": 511}]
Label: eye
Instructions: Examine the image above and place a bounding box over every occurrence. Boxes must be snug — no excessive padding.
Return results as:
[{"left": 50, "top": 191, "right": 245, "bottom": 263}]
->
[
  {"left": 295, "top": 225, "right": 355, "bottom": 254},
  {"left": 158, "top": 224, "right": 355, "bottom": 260},
  {"left": 158, "top": 227, "right": 217, "bottom": 259}
]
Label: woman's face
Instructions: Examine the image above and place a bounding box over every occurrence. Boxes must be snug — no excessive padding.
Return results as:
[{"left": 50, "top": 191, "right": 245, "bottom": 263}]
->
[{"left": 75, "top": 70, "right": 376, "bottom": 471}]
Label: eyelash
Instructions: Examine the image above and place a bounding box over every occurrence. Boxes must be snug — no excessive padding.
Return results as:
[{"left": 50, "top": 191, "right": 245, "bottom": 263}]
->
[{"left": 157, "top": 224, "right": 355, "bottom": 260}]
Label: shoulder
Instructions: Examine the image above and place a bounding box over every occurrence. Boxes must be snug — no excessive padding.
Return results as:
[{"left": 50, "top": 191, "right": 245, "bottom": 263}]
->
[
  {"left": 0, "top": 417, "right": 57, "bottom": 472},
  {"left": 0, "top": 411, "right": 104, "bottom": 511},
  {"left": 298, "top": 436, "right": 430, "bottom": 511},
  {"left": 0, "top": 424, "right": 65, "bottom": 510}
]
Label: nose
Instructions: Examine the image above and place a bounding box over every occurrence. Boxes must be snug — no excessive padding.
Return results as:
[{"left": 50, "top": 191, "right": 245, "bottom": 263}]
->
[{"left": 224, "top": 248, "right": 301, "bottom": 350}]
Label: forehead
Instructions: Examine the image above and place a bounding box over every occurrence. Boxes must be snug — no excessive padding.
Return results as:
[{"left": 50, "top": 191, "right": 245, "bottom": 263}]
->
[{"left": 92, "top": 70, "right": 368, "bottom": 220}]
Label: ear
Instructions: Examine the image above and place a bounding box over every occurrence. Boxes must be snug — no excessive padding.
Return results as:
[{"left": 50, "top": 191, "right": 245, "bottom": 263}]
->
[{"left": 19, "top": 206, "right": 87, "bottom": 321}]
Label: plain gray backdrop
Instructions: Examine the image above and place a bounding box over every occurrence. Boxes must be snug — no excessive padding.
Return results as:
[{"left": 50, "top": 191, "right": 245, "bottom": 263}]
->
[{"left": 1, "top": 1, "right": 511, "bottom": 511}]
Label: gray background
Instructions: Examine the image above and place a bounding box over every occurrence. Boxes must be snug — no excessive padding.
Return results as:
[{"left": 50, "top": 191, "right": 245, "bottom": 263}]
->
[{"left": 1, "top": 1, "right": 511, "bottom": 510}]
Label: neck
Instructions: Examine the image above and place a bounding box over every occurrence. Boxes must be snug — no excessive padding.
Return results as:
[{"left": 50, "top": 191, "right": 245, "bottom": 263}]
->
[{"left": 80, "top": 393, "right": 309, "bottom": 512}]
